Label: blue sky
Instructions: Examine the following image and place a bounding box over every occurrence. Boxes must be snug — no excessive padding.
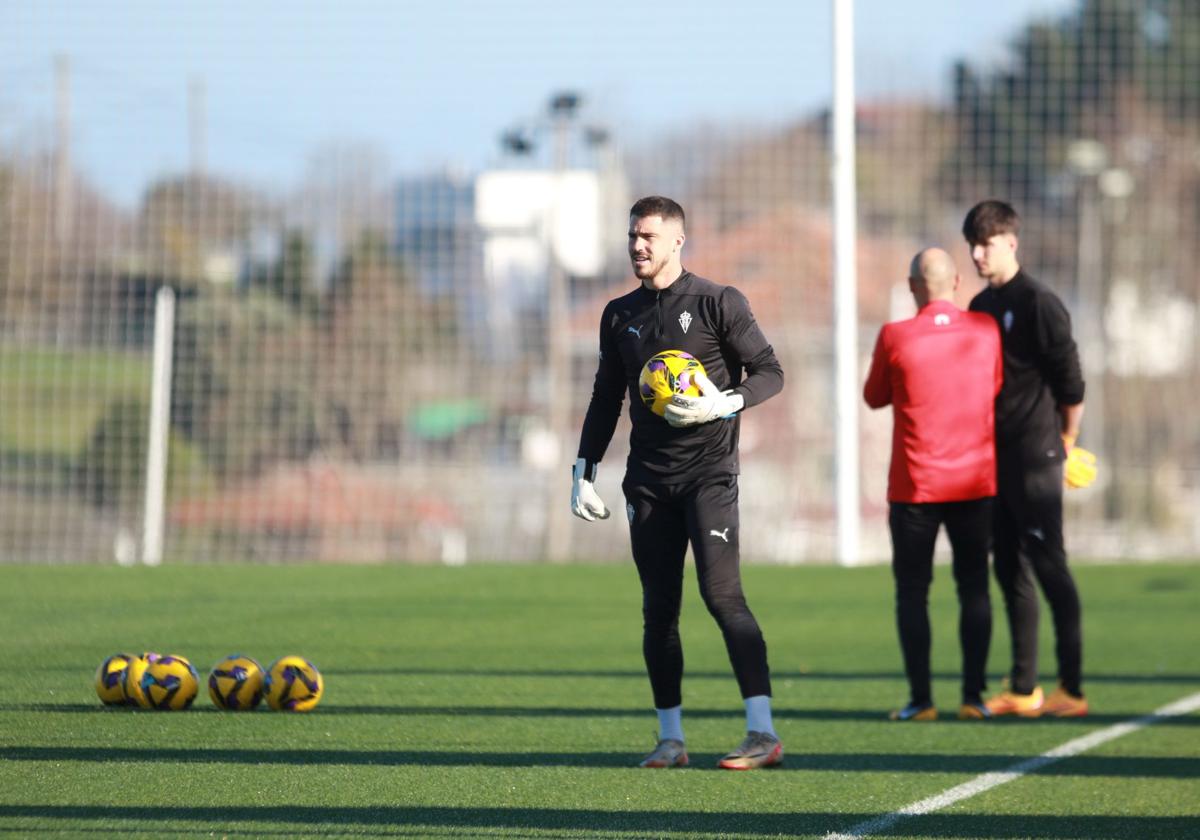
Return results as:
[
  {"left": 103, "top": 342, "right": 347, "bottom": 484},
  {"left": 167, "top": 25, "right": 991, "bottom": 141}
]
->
[{"left": 2, "top": 0, "right": 1075, "bottom": 205}]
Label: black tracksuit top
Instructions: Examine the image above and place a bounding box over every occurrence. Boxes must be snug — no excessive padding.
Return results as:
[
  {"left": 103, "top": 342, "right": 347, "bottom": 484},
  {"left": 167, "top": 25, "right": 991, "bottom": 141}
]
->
[
  {"left": 969, "top": 269, "right": 1085, "bottom": 463},
  {"left": 577, "top": 271, "right": 784, "bottom": 484}
]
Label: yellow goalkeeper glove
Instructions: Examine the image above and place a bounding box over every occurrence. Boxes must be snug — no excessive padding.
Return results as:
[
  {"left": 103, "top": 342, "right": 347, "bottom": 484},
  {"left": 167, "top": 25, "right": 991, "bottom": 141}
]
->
[{"left": 1063, "top": 437, "right": 1098, "bottom": 489}]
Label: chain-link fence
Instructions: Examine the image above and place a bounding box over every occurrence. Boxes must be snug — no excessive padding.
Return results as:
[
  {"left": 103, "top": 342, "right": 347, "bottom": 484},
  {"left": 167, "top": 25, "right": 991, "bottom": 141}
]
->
[{"left": 2, "top": 0, "right": 1198, "bottom": 564}]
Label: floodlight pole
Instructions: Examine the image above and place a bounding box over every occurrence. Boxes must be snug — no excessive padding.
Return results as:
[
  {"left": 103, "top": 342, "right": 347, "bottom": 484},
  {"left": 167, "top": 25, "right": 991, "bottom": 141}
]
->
[
  {"left": 189, "top": 77, "right": 206, "bottom": 179},
  {"left": 831, "top": 0, "right": 861, "bottom": 566}
]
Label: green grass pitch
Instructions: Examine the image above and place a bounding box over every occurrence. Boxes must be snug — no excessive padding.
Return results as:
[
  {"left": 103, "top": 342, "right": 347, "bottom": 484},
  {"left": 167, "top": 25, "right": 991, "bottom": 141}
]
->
[
  {"left": 1, "top": 562, "right": 1197, "bottom": 838},
  {"left": 0, "top": 346, "right": 149, "bottom": 456}
]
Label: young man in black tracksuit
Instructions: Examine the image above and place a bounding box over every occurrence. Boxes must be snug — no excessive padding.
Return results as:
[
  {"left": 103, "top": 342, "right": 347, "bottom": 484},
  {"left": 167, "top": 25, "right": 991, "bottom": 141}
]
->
[
  {"left": 571, "top": 196, "right": 785, "bottom": 768},
  {"left": 964, "top": 200, "right": 1091, "bottom": 717}
]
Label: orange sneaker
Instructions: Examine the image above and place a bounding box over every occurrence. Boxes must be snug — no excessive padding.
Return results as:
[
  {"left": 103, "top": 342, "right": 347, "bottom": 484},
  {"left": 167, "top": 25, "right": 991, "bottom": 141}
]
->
[
  {"left": 985, "top": 685, "right": 1044, "bottom": 717},
  {"left": 1041, "top": 684, "right": 1088, "bottom": 717},
  {"left": 889, "top": 702, "right": 937, "bottom": 721},
  {"left": 957, "top": 702, "right": 992, "bottom": 720}
]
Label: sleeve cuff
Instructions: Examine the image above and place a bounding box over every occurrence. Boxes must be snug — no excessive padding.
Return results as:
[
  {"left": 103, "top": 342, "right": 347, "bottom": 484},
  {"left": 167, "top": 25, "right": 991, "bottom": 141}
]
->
[{"left": 573, "top": 458, "right": 598, "bottom": 482}]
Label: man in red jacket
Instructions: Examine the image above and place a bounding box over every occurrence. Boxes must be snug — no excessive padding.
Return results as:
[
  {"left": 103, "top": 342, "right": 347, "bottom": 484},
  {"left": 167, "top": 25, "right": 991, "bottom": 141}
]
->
[{"left": 864, "top": 247, "right": 1003, "bottom": 721}]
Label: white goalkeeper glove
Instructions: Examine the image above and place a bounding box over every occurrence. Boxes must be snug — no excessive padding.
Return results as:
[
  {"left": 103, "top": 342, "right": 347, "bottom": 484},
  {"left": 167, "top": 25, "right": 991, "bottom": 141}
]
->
[
  {"left": 663, "top": 372, "right": 744, "bottom": 428},
  {"left": 570, "top": 458, "right": 610, "bottom": 522}
]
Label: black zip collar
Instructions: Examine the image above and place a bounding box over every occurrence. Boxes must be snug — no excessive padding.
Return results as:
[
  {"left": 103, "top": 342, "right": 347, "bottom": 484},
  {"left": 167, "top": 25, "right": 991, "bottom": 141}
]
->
[
  {"left": 638, "top": 270, "right": 693, "bottom": 299},
  {"left": 660, "top": 270, "right": 693, "bottom": 296},
  {"left": 994, "top": 268, "right": 1028, "bottom": 297}
]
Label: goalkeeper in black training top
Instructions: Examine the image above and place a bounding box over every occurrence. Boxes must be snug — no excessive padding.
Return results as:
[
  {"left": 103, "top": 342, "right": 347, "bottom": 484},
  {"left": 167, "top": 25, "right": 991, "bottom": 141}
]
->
[
  {"left": 571, "top": 196, "right": 785, "bottom": 769},
  {"left": 964, "top": 199, "right": 1096, "bottom": 718}
]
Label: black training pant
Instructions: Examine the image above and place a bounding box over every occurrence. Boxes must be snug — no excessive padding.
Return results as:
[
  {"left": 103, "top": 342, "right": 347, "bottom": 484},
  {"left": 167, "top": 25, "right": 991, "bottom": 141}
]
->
[
  {"left": 994, "top": 456, "right": 1083, "bottom": 696},
  {"left": 889, "top": 498, "right": 993, "bottom": 706},
  {"left": 623, "top": 475, "right": 770, "bottom": 710}
]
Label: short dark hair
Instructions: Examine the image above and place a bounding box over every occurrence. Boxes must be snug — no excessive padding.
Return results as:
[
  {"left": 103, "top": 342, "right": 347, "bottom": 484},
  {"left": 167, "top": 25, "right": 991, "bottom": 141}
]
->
[
  {"left": 962, "top": 200, "right": 1020, "bottom": 244},
  {"left": 630, "top": 196, "right": 685, "bottom": 230}
]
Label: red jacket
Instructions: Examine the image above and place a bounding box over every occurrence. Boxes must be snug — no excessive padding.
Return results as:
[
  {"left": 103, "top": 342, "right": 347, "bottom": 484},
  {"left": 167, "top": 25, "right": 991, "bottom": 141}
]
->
[{"left": 863, "top": 300, "right": 1002, "bottom": 503}]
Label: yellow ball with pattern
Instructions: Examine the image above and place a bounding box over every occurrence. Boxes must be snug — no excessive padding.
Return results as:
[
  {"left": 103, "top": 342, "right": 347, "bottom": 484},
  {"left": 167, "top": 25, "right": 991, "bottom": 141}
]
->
[
  {"left": 638, "top": 350, "right": 707, "bottom": 418},
  {"left": 122, "top": 652, "right": 162, "bottom": 708},
  {"left": 208, "top": 654, "right": 266, "bottom": 711},
  {"left": 264, "top": 655, "right": 324, "bottom": 712},
  {"left": 133, "top": 654, "right": 200, "bottom": 711},
  {"left": 94, "top": 653, "right": 139, "bottom": 706}
]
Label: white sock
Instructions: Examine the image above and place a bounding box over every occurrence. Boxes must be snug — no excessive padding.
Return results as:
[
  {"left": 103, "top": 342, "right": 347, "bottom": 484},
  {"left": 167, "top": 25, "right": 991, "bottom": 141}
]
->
[
  {"left": 656, "top": 705, "right": 684, "bottom": 742},
  {"left": 744, "top": 695, "right": 775, "bottom": 736}
]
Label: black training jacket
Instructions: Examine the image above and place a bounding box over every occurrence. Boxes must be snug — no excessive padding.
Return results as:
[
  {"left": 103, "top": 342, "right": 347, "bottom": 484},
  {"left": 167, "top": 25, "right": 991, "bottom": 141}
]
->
[
  {"left": 969, "top": 269, "right": 1085, "bottom": 463},
  {"left": 577, "top": 271, "right": 783, "bottom": 485}
]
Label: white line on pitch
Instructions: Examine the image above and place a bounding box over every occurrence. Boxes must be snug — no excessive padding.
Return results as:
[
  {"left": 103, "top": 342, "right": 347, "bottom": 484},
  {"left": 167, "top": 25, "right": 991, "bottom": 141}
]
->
[{"left": 823, "top": 690, "right": 1200, "bottom": 840}]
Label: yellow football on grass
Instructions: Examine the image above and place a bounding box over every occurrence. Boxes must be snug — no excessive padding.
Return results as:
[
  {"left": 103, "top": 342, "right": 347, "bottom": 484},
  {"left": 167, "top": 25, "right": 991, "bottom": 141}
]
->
[
  {"left": 133, "top": 654, "right": 199, "bottom": 710},
  {"left": 265, "top": 655, "right": 324, "bottom": 712},
  {"left": 208, "top": 654, "right": 266, "bottom": 711},
  {"left": 94, "top": 653, "right": 138, "bottom": 706}
]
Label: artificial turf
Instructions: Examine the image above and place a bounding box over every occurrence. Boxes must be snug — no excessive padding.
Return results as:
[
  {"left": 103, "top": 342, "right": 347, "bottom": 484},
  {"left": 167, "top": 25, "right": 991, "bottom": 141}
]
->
[{"left": 1, "top": 562, "right": 1197, "bottom": 838}]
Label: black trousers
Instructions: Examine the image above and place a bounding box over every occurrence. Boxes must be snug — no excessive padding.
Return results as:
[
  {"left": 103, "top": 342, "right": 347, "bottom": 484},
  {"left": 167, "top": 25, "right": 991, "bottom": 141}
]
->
[
  {"left": 994, "top": 458, "right": 1083, "bottom": 696},
  {"left": 623, "top": 475, "right": 771, "bottom": 709},
  {"left": 889, "top": 498, "right": 993, "bottom": 706}
]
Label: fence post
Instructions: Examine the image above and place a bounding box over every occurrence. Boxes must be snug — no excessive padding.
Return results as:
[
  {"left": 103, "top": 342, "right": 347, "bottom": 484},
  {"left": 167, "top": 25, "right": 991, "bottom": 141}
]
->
[
  {"left": 832, "top": 0, "right": 860, "bottom": 566},
  {"left": 142, "top": 286, "right": 176, "bottom": 567}
]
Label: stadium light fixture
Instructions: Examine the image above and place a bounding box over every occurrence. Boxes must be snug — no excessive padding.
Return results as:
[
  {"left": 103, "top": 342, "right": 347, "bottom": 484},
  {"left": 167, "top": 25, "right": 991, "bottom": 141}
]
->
[
  {"left": 501, "top": 129, "right": 534, "bottom": 156},
  {"left": 549, "top": 92, "right": 581, "bottom": 117}
]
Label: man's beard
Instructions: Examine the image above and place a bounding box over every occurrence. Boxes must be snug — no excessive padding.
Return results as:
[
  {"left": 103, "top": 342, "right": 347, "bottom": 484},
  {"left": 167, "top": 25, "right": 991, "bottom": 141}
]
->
[{"left": 632, "top": 254, "right": 665, "bottom": 279}]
